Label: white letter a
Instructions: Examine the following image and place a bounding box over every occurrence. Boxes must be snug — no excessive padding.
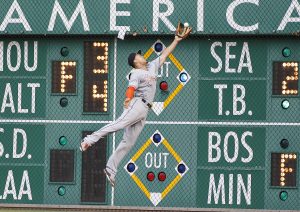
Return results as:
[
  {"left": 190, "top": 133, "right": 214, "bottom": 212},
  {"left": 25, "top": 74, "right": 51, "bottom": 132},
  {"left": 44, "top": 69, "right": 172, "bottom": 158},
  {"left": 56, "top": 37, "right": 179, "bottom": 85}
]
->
[
  {"left": 0, "top": 0, "right": 32, "bottom": 31},
  {"left": 278, "top": 0, "right": 300, "bottom": 30}
]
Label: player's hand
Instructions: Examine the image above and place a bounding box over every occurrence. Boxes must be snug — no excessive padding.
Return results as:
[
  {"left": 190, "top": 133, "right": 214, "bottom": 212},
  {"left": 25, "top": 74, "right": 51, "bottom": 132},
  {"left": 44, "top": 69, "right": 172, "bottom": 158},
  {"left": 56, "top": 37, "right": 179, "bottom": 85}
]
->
[
  {"left": 123, "top": 98, "right": 132, "bottom": 109},
  {"left": 175, "top": 27, "right": 192, "bottom": 42}
]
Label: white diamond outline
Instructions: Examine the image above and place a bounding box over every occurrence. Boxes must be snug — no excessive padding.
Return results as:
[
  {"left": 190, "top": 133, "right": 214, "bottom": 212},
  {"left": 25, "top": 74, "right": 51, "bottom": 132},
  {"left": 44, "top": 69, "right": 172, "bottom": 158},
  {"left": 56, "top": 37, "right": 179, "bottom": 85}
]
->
[
  {"left": 176, "top": 69, "right": 191, "bottom": 86},
  {"left": 124, "top": 160, "right": 139, "bottom": 176},
  {"left": 150, "top": 130, "right": 165, "bottom": 147},
  {"left": 175, "top": 160, "right": 189, "bottom": 177},
  {"left": 152, "top": 39, "right": 166, "bottom": 56}
]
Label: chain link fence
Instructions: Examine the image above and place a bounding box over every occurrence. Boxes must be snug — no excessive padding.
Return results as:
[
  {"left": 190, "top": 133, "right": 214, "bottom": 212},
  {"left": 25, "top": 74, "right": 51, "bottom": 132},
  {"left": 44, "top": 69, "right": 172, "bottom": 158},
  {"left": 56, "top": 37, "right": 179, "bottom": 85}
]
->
[{"left": 0, "top": 0, "right": 299, "bottom": 211}]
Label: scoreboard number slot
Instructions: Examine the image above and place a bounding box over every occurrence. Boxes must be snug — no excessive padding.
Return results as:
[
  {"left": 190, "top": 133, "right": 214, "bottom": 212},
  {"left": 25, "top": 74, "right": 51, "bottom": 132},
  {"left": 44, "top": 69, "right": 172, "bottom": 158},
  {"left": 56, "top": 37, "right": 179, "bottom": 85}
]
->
[
  {"left": 81, "top": 131, "right": 107, "bottom": 203},
  {"left": 272, "top": 62, "right": 299, "bottom": 96},
  {"left": 271, "top": 153, "right": 297, "bottom": 188},
  {"left": 52, "top": 61, "right": 77, "bottom": 94},
  {"left": 50, "top": 149, "right": 75, "bottom": 183},
  {"left": 83, "top": 41, "right": 109, "bottom": 113}
]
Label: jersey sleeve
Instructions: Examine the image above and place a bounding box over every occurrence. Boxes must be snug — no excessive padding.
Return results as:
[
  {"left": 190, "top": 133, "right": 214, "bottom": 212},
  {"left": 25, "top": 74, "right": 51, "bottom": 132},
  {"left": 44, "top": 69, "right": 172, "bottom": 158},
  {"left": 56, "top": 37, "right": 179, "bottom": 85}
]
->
[
  {"left": 149, "top": 57, "right": 161, "bottom": 75},
  {"left": 128, "top": 72, "right": 139, "bottom": 89}
]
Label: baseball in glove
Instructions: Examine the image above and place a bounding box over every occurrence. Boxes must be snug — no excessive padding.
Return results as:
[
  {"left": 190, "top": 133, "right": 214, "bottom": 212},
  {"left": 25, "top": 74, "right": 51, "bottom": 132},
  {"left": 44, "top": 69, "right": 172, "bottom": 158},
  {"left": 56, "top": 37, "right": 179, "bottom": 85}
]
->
[{"left": 175, "top": 21, "right": 192, "bottom": 39}]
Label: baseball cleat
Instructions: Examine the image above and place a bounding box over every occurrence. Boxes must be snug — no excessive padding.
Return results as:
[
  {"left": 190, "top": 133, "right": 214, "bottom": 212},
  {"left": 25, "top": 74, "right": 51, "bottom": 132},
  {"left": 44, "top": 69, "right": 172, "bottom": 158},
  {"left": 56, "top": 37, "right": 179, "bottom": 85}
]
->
[{"left": 104, "top": 168, "right": 115, "bottom": 187}]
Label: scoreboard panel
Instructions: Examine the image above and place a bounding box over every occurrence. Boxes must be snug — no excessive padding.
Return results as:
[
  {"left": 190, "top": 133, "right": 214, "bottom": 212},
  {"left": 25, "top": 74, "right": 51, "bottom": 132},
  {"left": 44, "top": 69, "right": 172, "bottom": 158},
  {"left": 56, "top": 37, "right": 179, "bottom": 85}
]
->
[{"left": 0, "top": 37, "right": 300, "bottom": 210}]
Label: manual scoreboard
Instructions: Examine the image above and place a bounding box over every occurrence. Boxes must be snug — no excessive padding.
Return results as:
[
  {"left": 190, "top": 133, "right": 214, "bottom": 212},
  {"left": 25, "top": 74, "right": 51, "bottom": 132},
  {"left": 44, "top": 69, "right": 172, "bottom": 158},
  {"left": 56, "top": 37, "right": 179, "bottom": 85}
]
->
[
  {"left": 0, "top": 39, "right": 112, "bottom": 205},
  {"left": 0, "top": 37, "right": 299, "bottom": 210},
  {"left": 0, "top": 0, "right": 300, "bottom": 209}
]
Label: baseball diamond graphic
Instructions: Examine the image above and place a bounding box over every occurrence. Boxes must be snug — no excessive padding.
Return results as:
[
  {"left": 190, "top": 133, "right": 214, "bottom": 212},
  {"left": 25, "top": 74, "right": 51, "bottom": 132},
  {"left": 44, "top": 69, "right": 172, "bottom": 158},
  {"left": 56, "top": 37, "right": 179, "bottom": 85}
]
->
[
  {"left": 124, "top": 130, "right": 189, "bottom": 206},
  {"left": 144, "top": 40, "right": 191, "bottom": 116}
]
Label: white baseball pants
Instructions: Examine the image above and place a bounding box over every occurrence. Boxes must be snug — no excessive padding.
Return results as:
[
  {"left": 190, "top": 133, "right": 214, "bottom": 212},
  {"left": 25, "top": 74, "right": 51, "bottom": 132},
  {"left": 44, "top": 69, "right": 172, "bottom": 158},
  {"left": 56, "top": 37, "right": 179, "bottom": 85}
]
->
[{"left": 83, "top": 97, "right": 149, "bottom": 177}]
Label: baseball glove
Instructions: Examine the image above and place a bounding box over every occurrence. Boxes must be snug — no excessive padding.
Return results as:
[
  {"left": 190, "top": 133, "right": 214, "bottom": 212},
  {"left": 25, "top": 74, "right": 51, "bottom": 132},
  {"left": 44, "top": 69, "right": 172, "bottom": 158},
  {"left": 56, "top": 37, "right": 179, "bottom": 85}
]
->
[{"left": 175, "top": 21, "right": 192, "bottom": 39}]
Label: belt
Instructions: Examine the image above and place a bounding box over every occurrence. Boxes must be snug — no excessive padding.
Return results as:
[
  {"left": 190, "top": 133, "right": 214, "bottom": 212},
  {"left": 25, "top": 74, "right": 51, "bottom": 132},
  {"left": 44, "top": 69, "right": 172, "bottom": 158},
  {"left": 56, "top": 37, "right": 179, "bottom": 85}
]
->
[{"left": 142, "top": 99, "right": 152, "bottom": 109}]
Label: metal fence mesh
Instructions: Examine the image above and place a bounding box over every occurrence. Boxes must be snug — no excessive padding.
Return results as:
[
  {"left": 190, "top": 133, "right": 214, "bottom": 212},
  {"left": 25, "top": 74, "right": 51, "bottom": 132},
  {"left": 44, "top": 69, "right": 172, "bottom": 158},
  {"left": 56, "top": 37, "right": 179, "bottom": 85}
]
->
[{"left": 0, "top": 0, "right": 299, "bottom": 210}]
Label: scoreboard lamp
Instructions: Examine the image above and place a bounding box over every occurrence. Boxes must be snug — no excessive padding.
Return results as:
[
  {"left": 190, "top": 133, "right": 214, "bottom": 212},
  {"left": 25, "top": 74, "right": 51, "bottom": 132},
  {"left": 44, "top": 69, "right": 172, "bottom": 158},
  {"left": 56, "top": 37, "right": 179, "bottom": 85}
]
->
[
  {"left": 271, "top": 153, "right": 297, "bottom": 187},
  {"left": 273, "top": 62, "right": 299, "bottom": 96},
  {"left": 83, "top": 41, "right": 109, "bottom": 113}
]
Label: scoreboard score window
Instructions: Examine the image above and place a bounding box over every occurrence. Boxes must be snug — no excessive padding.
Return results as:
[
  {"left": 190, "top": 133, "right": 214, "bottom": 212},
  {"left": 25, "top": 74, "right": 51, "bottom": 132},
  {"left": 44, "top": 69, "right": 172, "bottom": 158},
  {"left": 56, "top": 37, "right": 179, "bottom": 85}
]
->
[
  {"left": 52, "top": 61, "right": 77, "bottom": 94},
  {"left": 84, "top": 41, "right": 109, "bottom": 113},
  {"left": 273, "top": 62, "right": 299, "bottom": 96},
  {"left": 50, "top": 149, "right": 75, "bottom": 183},
  {"left": 81, "top": 131, "right": 107, "bottom": 203},
  {"left": 271, "top": 153, "right": 297, "bottom": 187}
]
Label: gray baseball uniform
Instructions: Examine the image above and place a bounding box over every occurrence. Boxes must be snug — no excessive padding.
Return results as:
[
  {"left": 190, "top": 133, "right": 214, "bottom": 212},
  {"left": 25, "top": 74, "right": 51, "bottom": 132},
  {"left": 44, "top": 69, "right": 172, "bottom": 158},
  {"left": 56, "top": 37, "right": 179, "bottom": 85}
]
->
[{"left": 83, "top": 57, "right": 161, "bottom": 180}]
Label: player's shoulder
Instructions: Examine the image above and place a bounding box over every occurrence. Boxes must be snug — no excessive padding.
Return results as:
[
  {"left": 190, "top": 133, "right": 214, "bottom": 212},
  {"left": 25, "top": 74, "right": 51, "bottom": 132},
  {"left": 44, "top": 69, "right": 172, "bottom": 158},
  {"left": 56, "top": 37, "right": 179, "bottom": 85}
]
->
[
  {"left": 128, "top": 69, "right": 141, "bottom": 80},
  {"left": 147, "top": 57, "right": 160, "bottom": 68},
  {"left": 129, "top": 69, "right": 141, "bottom": 75}
]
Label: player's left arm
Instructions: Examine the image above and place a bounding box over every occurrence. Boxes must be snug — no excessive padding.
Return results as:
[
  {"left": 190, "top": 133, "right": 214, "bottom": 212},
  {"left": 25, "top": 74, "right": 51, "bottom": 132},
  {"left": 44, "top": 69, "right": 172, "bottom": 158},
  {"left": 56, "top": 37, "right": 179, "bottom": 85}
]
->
[{"left": 159, "top": 28, "right": 192, "bottom": 66}]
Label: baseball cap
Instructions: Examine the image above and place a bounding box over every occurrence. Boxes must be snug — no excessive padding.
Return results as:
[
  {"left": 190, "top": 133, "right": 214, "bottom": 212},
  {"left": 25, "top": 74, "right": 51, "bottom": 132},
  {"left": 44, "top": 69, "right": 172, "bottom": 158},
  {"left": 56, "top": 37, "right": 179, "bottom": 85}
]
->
[{"left": 128, "top": 50, "right": 142, "bottom": 68}]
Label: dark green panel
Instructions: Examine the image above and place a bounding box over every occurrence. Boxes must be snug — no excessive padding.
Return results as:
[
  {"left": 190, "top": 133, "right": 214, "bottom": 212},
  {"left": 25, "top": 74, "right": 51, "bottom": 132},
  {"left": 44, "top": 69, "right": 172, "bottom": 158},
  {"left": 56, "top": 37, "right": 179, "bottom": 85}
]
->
[
  {"left": 264, "top": 126, "right": 300, "bottom": 210},
  {"left": 44, "top": 123, "right": 111, "bottom": 205},
  {"left": 0, "top": 166, "right": 44, "bottom": 204},
  {"left": 0, "top": 40, "right": 46, "bottom": 77},
  {"left": 197, "top": 170, "right": 264, "bottom": 208},
  {"left": 266, "top": 38, "right": 300, "bottom": 123},
  {"left": 46, "top": 38, "right": 114, "bottom": 121},
  {"left": 115, "top": 124, "right": 198, "bottom": 208},
  {"left": 198, "top": 80, "right": 266, "bottom": 120},
  {"left": 0, "top": 124, "right": 45, "bottom": 164},
  {"left": 199, "top": 39, "right": 267, "bottom": 78},
  {"left": 0, "top": 79, "right": 46, "bottom": 118},
  {"left": 198, "top": 127, "right": 265, "bottom": 167}
]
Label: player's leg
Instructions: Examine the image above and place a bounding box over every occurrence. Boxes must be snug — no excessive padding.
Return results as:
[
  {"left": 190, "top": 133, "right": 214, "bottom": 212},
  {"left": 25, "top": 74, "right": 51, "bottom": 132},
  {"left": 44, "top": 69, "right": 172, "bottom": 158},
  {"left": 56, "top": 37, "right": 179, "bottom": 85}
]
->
[
  {"left": 105, "top": 118, "right": 146, "bottom": 186},
  {"left": 80, "top": 98, "right": 148, "bottom": 151}
]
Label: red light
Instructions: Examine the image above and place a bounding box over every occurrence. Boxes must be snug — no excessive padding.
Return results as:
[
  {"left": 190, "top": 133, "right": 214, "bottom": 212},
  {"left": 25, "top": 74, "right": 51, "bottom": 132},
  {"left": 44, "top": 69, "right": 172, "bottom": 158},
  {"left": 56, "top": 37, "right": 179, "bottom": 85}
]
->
[
  {"left": 147, "top": 172, "right": 155, "bottom": 181},
  {"left": 160, "top": 81, "right": 168, "bottom": 91},
  {"left": 158, "top": 172, "right": 166, "bottom": 181}
]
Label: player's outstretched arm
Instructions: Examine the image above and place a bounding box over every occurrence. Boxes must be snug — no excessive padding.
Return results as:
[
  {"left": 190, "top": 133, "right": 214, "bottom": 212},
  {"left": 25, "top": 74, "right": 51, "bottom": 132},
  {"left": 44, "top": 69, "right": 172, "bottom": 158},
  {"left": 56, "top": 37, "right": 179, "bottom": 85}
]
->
[{"left": 159, "top": 27, "right": 192, "bottom": 66}]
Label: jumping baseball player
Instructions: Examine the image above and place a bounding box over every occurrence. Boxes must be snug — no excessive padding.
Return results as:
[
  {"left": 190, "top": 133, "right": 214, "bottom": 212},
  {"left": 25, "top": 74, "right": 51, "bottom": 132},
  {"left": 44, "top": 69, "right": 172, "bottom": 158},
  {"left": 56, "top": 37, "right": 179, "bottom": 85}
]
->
[{"left": 80, "top": 25, "right": 191, "bottom": 187}]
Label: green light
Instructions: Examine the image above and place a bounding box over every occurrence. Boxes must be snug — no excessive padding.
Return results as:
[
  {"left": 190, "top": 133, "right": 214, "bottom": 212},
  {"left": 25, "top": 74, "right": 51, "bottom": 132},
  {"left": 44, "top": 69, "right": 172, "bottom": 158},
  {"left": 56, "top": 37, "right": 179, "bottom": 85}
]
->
[
  {"left": 60, "top": 97, "right": 68, "bottom": 107},
  {"left": 279, "top": 191, "right": 288, "bottom": 201},
  {"left": 281, "top": 99, "right": 289, "bottom": 109},
  {"left": 280, "top": 139, "right": 289, "bottom": 149},
  {"left": 282, "top": 47, "right": 291, "bottom": 57},
  {"left": 60, "top": 47, "right": 69, "bottom": 57},
  {"left": 59, "top": 136, "right": 67, "bottom": 146},
  {"left": 58, "top": 186, "right": 66, "bottom": 196}
]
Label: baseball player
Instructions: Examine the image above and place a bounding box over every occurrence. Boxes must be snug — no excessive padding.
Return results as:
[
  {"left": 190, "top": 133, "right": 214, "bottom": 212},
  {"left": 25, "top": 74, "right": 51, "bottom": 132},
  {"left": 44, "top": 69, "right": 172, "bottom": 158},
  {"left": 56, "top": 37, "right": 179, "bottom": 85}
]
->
[{"left": 80, "top": 26, "right": 192, "bottom": 187}]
